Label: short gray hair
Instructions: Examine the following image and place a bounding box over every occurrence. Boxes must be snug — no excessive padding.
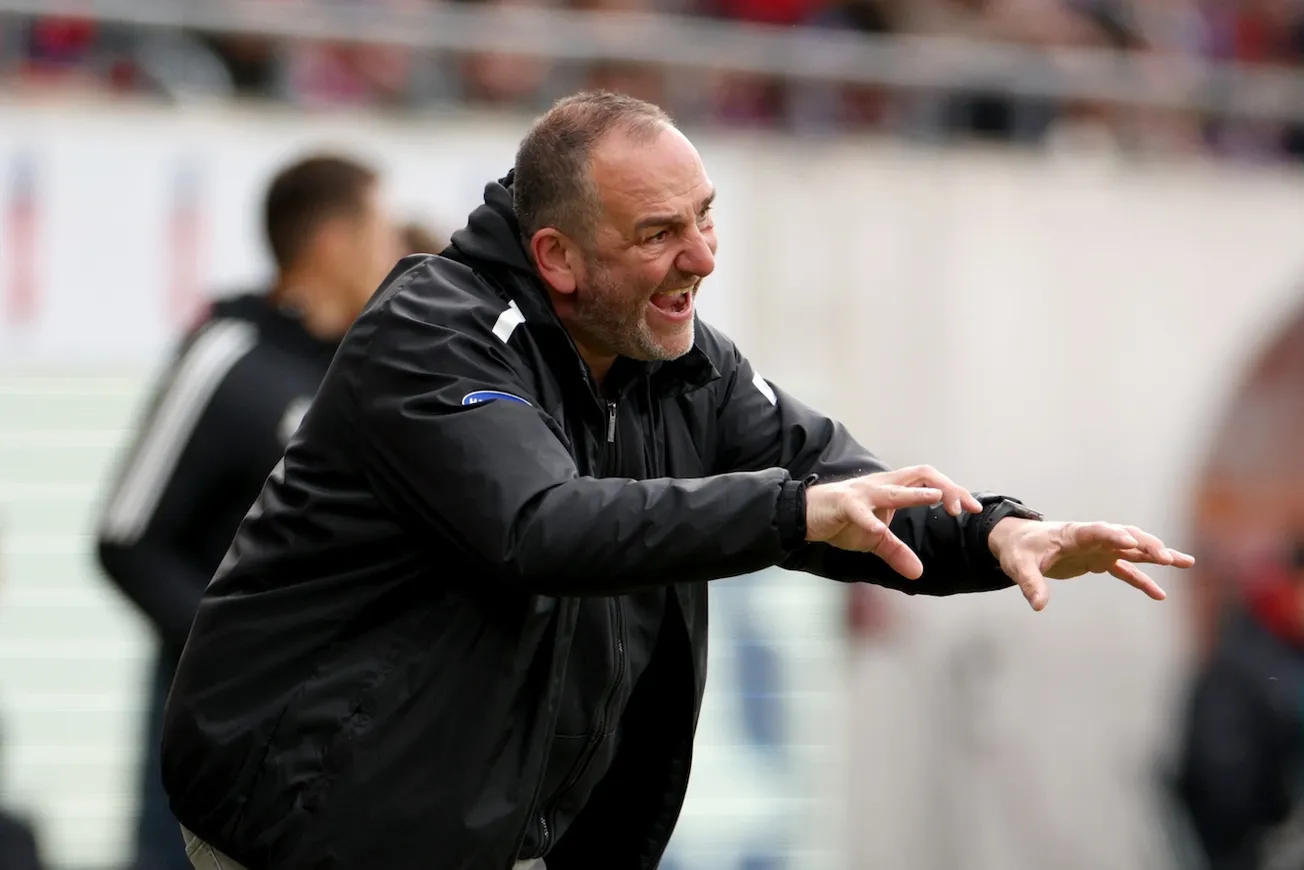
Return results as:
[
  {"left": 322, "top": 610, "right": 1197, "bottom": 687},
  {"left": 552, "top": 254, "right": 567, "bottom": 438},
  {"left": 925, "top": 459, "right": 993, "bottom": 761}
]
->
[{"left": 513, "top": 91, "right": 673, "bottom": 243}]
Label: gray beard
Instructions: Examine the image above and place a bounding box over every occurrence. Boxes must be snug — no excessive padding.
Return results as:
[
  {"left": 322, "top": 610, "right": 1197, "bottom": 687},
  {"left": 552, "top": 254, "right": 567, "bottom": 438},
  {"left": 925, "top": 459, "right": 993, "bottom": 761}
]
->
[{"left": 572, "top": 270, "right": 693, "bottom": 363}]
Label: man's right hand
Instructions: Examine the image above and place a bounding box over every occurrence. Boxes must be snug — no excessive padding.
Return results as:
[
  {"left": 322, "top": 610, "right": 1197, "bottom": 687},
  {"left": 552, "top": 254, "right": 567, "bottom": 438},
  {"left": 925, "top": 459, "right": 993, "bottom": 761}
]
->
[{"left": 804, "top": 466, "right": 983, "bottom": 579}]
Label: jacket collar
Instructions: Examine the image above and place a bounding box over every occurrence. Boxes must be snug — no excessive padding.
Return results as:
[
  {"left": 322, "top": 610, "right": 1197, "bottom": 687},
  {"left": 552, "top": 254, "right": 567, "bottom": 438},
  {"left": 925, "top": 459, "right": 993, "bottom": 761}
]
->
[{"left": 208, "top": 292, "right": 340, "bottom": 358}]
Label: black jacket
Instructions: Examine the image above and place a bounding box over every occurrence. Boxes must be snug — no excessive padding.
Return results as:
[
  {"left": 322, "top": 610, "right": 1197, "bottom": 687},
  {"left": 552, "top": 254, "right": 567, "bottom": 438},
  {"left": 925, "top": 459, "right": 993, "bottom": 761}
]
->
[
  {"left": 161, "top": 174, "right": 1019, "bottom": 870},
  {"left": 1175, "top": 608, "right": 1304, "bottom": 870},
  {"left": 97, "top": 294, "right": 339, "bottom": 662},
  {"left": 0, "top": 812, "right": 44, "bottom": 870}
]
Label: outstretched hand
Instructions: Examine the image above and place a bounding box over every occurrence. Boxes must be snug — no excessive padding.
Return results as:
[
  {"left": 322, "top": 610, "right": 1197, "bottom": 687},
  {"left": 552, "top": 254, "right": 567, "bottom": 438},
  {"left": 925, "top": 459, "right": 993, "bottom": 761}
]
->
[{"left": 987, "top": 519, "right": 1195, "bottom": 611}]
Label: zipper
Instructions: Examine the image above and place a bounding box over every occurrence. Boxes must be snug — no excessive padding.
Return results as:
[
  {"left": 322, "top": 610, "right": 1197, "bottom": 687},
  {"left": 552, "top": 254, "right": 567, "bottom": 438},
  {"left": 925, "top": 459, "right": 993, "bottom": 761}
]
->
[
  {"left": 541, "top": 598, "right": 627, "bottom": 846},
  {"left": 530, "top": 388, "right": 623, "bottom": 850},
  {"left": 611, "top": 597, "right": 626, "bottom": 695},
  {"left": 536, "top": 815, "right": 551, "bottom": 855}
]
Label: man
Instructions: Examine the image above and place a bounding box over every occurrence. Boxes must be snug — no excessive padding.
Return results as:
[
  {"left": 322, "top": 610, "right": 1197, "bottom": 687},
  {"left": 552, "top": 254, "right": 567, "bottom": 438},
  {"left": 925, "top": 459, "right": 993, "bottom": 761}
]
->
[
  {"left": 1175, "top": 543, "right": 1304, "bottom": 870},
  {"left": 0, "top": 810, "right": 43, "bottom": 870},
  {"left": 162, "top": 92, "right": 1192, "bottom": 870},
  {"left": 97, "top": 154, "right": 399, "bottom": 870},
  {"left": 0, "top": 534, "right": 46, "bottom": 870}
]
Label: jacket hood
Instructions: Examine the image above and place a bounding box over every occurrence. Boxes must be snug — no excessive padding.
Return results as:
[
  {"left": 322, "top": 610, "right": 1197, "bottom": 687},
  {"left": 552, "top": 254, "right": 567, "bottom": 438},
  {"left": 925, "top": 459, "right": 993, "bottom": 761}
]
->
[
  {"left": 447, "top": 172, "right": 531, "bottom": 277},
  {"left": 447, "top": 171, "right": 561, "bottom": 330}
]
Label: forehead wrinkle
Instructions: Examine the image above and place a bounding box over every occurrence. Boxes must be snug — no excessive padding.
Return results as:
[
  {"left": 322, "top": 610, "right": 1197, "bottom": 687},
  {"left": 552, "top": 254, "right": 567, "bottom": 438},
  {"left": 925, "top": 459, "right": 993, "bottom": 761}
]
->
[
  {"left": 603, "top": 178, "right": 714, "bottom": 243},
  {"left": 590, "top": 131, "right": 710, "bottom": 231}
]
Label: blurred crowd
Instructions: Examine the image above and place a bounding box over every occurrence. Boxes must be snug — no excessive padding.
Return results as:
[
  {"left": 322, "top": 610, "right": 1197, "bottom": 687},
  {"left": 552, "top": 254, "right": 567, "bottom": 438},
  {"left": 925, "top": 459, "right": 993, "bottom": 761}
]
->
[{"left": 4, "top": 0, "right": 1304, "bottom": 161}]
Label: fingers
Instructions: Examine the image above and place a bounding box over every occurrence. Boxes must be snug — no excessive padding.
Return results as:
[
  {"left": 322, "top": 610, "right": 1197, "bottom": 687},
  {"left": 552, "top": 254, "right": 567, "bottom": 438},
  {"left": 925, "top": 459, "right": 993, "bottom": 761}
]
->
[
  {"left": 1122, "top": 525, "right": 1174, "bottom": 565},
  {"left": 1008, "top": 553, "right": 1050, "bottom": 611},
  {"left": 869, "top": 485, "right": 944, "bottom": 510},
  {"left": 842, "top": 497, "right": 888, "bottom": 539},
  {"left": 1111, "top": 548, "right": 1196, "bottom": 569},
  {"left": 873, "top": 531, "right": 926, "bottom": 580},
  {"left": 881, "top": 465, "right": 982, "bottom": 516},
  {"left": 842, "top": 497, "right": 925, "bottom": 579},
  {"left": 1108, "top": 559, "right": 1167, "bottom": 601},
  {"left": 1121, "top": 526, "right": 1195, "bottom": 567},
  {"left": 1067, "top": 522, "right": 1139, "bottom": 551},
  {"left": 1072, "top": 523, "right": 1196, "bottom": 568}
]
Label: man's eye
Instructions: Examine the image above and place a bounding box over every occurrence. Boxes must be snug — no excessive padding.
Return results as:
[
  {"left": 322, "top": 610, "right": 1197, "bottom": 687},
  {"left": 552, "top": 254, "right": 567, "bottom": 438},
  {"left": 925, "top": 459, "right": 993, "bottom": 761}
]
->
[{"left": 648, "top": 230, "right": 669, "bottom": 243}]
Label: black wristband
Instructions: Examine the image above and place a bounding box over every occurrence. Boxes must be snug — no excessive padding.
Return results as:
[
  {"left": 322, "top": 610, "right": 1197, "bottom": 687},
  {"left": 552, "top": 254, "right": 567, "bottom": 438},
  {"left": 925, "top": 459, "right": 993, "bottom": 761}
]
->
[
  {"left": 977, "top": 493, "right": 1043, "bottom": 522},
  {"left": 777, "top": 475, "right": 817, "bottom": 551},
  {"left": 973, "top": 492, "right": 1044, "bottom": 556}
]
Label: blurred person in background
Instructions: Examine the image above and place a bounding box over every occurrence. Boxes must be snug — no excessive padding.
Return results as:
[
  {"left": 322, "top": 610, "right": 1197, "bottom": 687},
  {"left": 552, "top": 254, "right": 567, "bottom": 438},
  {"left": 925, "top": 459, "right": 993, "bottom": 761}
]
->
[
  {"left": 161, "top": 91, "right": 1191, "bottom": 870},
  {"left": 453, "top": 0, "right": 558, "bottom": 109},
  {"left": 893, "top": 0, "right": 1097, "bottom": 144},
  {"left": 0, "top": 798, "right": 44, "bottom": 870},
  {"left": 7, "top": 12, "right": 247, "bottom": 100},
  {"left": 192, "top": 29, "right": 281, "bottom": 101},
  {"left": 9, "top": 14, "right": 137, "bottom": 93},
  {"left": 693, "top": 0, "right": 825, "bottom": 126},
  {"left": 281, "top": 0, "right": 424, "bottom": 110},
  {"left": 1175, "top": 541, "right": 1304, "bottom": 870},
  {"left": 1075, "top": 0, "right": 1210, "bottom": 157},
  {"left": 1201, "top": 0, "right": 1304, "bottom": 162},
  {"left": 789, "top": 0, "right": 897, "bottom": 134},
  {"left": 95, "top": 154, "right": 400, "bottom": 870},
  {"left": 0, "top": 545, "right": 46, "bottom": 870},
  {"left": 1035, "top": 0, "right": 1160, "bottom": 152},
  {"left": 570, "top": 0, "right": 670, "bottom": 106}
]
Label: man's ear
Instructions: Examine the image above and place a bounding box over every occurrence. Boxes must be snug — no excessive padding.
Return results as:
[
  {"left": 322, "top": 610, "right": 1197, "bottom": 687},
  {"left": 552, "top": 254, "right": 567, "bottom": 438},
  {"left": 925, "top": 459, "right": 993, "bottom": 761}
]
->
[{"left": 530, "top": 228, "right": 580, "bottom": 295}]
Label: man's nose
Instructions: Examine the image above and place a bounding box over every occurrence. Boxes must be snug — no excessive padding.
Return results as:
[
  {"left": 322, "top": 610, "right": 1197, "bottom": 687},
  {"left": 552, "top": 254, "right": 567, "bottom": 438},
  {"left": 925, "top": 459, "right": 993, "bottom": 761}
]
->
[{"left": 677, "top": 227, "right": 716, "bottom": 278}]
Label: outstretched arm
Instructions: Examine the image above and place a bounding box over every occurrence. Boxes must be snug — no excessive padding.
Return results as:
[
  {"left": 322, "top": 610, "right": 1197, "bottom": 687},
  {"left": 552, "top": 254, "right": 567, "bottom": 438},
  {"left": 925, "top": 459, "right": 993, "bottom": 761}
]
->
[
  {"left": 708, "top": 333, "right": 1192, "bottom": 606},
  {"left": 708, "top": 334, "right": 1017, "bottom": 595}
]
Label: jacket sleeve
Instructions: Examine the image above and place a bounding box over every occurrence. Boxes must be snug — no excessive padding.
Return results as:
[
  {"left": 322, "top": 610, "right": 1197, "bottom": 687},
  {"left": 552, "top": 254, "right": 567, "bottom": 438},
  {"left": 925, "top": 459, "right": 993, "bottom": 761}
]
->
[
  {"left": 352, "top": 289, "right": 807, "bottom": 597},
  {"left": 96, "top": 321, "right": 260, "bottom": 654},
  {"left": 710, "top": 339, "right": 1013, "bottom": 596}
]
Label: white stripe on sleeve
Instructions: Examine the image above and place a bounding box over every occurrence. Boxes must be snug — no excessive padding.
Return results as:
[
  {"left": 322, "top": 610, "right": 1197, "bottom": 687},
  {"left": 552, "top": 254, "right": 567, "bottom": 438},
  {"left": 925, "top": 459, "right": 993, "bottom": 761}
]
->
[{"left": 100, "top": 319, "right": 258, "bottom": 544}]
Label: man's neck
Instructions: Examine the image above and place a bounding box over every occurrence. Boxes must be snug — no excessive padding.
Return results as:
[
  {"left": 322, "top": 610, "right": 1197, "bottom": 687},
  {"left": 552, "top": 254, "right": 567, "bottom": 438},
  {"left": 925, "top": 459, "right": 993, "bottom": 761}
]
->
[
  {"left": 543, "top": 289, "right": 618, "bottom": 389},
  {"left": 577, "top": 344, "right": 616, "bottom": 388},
  {"left": 273, "top": 277, "right": 353, "bottom": 341}
]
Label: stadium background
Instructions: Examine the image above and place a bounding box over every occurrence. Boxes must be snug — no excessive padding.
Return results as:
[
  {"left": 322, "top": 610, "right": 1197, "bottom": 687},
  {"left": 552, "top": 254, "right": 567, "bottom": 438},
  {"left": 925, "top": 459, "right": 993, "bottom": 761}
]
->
[{"left": 2, "top": 2, "right": 1304, "bottom": 868}]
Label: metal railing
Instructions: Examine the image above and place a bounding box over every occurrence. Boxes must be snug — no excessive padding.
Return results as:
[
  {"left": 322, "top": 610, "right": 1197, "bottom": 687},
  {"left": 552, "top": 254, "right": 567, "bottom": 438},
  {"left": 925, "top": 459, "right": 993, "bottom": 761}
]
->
[{"left": 4, "top": 0, "right": 1304, "bottom": 123}]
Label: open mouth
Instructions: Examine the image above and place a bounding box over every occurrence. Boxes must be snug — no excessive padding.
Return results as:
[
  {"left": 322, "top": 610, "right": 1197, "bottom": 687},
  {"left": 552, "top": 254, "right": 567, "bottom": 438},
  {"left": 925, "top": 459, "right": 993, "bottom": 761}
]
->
[{"left": 649, "top": 287, "right": 694, "bottom": 319}]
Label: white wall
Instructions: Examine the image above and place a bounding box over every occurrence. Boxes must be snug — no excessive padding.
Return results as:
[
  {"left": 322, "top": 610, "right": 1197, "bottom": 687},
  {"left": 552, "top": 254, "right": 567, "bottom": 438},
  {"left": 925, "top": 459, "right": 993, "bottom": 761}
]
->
[{"left": 2, "top": 98, "right": 1303, "bottom": 869}]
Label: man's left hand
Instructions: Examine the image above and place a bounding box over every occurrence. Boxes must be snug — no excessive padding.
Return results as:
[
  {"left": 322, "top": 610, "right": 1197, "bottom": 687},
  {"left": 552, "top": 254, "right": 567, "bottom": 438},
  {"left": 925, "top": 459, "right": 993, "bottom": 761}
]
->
[{"left": 987, "top": 518, "right": 1195, "bottom": 611}]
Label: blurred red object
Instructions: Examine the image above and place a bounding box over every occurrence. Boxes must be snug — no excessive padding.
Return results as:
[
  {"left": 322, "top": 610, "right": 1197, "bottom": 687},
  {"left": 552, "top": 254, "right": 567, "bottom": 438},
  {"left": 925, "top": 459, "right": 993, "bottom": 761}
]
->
[
  {"left": 846, "top": 583, "right": 894, "bottom": 642},
  {"left": 708, "top": 0, "right": 822, "bottom": 26},
  {"left": 25, "top": 16, "right": 96, "bottom": 70},
  {"left": 1240, "top": 556, "right": 1304, "bottom": 647}
]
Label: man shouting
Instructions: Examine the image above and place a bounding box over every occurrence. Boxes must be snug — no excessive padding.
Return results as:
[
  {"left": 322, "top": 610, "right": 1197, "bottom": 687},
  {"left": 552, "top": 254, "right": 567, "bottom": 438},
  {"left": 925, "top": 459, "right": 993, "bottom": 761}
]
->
[{"left": 162, "top": 91, "right": 1192, "bottom": 870}]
